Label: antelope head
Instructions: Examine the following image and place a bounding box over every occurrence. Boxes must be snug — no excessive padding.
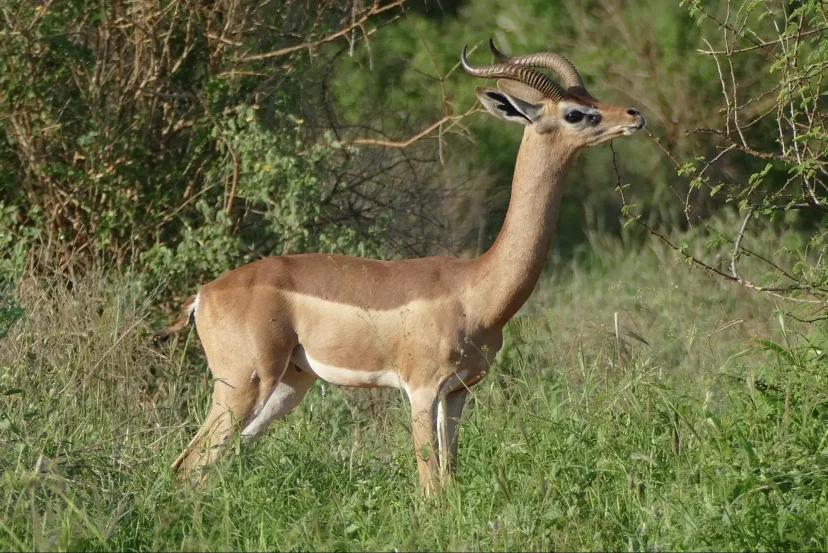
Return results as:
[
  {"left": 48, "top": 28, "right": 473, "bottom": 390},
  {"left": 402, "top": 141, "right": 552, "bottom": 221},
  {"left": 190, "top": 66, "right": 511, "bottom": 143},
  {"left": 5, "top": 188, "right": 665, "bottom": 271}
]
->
[{"left": 462, "top": 39, "right": 645, "bottom": 149}]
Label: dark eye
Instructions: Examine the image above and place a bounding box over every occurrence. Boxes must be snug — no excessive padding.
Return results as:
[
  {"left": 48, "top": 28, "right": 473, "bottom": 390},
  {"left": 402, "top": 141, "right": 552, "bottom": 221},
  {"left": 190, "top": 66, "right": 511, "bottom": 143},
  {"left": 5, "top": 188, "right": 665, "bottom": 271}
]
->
[{"left": 565, "top": 111, "right": 584, "bottom": 123}]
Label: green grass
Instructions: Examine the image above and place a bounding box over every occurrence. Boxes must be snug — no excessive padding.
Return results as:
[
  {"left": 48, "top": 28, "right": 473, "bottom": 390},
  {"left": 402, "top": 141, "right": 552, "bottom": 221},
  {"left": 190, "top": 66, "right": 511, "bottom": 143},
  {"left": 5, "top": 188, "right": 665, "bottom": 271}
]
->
[{"left": 1, "top": 236, "right": 828, "bottom": 551}]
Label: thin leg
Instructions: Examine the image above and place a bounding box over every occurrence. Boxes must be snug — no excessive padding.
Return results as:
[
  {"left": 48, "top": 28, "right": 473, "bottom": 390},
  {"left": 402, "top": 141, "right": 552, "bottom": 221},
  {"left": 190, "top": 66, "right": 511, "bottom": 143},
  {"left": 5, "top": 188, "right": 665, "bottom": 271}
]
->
[
  {"left": 171, "top": 377, "right": 259, "bottom": 477},
  {"left": 241, "top": 366, "right": 316, "bottom": 439},
  {"left": 172, "top": 347, "right": 293, "bottom": 479},
  {"left": 443, "top": 387, "right": 469, "bottom": 475},
  {"left": 171, "top": 401, "right": 224, "bottom": 472},
  {"left": 437, "top": 395, "right": 450, "bottom": 484},
  {"left": 407, "top": 388, "right": 439, "bottom": 496}
]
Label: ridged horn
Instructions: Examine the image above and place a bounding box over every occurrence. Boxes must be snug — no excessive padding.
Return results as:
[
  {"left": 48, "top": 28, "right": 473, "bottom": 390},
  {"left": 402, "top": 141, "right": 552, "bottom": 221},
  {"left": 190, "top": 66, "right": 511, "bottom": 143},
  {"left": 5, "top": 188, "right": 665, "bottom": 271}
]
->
[
  {"left": 489, "top": 38, "right": 585, "bottom": 90},
  {"left": 460, "top": 45, "right": 567, "bottom": 102}
]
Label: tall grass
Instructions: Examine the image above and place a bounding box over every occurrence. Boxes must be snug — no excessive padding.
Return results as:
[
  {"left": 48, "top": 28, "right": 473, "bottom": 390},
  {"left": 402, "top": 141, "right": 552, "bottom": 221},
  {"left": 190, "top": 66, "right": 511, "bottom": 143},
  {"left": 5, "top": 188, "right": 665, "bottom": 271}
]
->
[{"left": 1, "top": 236, "right": 827, "bottom": 551}]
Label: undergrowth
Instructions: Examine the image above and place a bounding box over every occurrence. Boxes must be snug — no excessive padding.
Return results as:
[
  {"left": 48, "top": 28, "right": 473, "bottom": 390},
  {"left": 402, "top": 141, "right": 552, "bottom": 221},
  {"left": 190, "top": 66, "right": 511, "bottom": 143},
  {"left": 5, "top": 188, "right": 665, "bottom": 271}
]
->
[{"left": 1, "top": 237, "right": 827, "bottom": 551}]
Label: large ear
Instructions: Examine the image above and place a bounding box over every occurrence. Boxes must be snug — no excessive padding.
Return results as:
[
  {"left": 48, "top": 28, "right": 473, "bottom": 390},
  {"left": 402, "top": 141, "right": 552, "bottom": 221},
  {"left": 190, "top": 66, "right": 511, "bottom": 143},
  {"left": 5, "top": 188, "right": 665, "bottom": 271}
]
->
[
  {"left": 496, "top": 79, "right": 547, "bottom": 105},
  {"left": 474, "top": 86, "right": 543, "bottom": 126}
]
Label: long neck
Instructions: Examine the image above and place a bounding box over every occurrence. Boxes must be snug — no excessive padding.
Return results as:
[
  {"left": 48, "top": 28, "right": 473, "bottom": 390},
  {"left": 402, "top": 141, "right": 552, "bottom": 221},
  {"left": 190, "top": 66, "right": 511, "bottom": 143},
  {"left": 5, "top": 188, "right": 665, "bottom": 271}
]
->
[{"left": 468, "top": 129, "right": 577, "bottom": 327}]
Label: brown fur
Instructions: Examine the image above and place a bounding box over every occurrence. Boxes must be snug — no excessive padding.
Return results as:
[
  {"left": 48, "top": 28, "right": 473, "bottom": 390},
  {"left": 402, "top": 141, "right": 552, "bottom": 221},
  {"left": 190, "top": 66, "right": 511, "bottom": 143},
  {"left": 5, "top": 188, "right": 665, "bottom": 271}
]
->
[{"left": 160, "top": 66, "right": 645, "bottom": 495}]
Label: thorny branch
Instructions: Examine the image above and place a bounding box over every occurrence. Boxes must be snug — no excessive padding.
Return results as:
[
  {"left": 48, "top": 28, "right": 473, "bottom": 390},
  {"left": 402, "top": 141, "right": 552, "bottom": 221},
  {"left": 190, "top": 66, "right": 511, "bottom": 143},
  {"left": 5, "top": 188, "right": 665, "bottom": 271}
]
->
[
  {"left": 612, "top": 146, "right": 823, "bottom": 305},
  {"left": 729, "top": 207, "right": 753, "bottom": 280},
  {"left": 612, "top": 4, "right": 828, "bottom": 306}
]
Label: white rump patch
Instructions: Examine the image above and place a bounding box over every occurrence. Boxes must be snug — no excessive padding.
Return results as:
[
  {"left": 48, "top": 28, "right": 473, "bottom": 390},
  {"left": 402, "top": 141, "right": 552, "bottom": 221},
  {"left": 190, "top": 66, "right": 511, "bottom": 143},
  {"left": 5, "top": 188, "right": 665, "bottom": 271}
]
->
[{"left": 189, "top": 293, "right": 200, "bottom": 321}]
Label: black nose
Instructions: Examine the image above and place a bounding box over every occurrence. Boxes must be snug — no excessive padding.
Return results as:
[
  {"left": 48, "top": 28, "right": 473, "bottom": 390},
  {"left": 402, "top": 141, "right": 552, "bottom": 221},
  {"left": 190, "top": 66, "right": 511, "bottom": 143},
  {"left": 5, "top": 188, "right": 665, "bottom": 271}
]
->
[{"left": 626, "top": 108, "right": 641, "bottom": 117}]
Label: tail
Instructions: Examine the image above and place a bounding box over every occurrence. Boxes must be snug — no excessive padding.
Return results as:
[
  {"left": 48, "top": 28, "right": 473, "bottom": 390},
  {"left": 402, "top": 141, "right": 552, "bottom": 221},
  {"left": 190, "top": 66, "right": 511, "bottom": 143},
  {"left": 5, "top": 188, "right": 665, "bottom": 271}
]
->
[{"left": 153, "top": 294, "right": 197, "bottom": 343}]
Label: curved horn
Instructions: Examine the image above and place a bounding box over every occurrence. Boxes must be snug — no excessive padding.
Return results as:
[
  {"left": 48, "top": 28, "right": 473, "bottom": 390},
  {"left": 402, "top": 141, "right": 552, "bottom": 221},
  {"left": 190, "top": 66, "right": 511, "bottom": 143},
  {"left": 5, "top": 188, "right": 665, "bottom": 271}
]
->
[
  {"left": 461, "top": 45, "right": 567, "bottom": 102},
  {"left": 489, "top": 38, "right": 585, "bottom": 89}
]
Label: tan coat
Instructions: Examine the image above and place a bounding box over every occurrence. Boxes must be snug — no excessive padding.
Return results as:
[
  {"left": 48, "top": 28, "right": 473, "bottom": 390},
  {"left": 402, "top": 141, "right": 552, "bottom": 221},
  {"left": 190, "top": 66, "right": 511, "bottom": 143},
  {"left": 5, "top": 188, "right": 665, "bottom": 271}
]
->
[{"left": 158, "top": 49, "right": 645, "bottom": 494}]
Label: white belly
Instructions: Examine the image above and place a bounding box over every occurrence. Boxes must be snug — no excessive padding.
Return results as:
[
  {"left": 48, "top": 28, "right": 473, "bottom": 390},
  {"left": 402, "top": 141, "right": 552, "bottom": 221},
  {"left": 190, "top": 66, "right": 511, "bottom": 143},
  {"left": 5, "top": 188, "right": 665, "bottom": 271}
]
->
[{"left": 291, "top": 346, "right": 403, "bottom": 389}]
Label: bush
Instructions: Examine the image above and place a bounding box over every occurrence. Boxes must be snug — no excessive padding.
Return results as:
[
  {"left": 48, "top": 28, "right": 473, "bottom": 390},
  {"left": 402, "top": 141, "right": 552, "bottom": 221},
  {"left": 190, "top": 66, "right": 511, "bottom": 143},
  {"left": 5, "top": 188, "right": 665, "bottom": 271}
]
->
[
  {"left": 0, "top": 0, "right": 412, "bottom": 296},
  {"left": 618, "top": 0, "right": 828, "bottom": 302}
]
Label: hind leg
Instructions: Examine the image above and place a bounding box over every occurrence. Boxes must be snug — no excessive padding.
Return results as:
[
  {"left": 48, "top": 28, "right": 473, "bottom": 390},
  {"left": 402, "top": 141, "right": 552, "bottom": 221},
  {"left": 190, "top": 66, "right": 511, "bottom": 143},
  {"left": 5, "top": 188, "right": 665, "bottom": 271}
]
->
[
  {"left": 172, "top": 367, "right": 315, "bottom": 476},
  {"left": 171, "top": 367, "right": 268, "bottom": 477},
  {"left": 241, "top": 366, "right": 316, "bottom": 439},
  {"left": 171, "top": 400, "right": 224, "bottom": 473},
  {"left": 172, "top": 332, "right": 294, "bottom": 479}
]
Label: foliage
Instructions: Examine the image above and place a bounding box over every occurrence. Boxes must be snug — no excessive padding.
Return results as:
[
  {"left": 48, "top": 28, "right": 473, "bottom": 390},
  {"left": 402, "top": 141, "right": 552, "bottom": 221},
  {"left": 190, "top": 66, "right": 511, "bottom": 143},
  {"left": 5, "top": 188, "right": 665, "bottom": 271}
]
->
[
  {"left": 0, "top": 254, "right": 23, "bottom": 341},
  {"left": 1, "top": 237, "right": 826, "bottom": 551},
  {"left": 137, "top": 105, "right": 393, "bottom": 293},
  {"left": 1, "top": 1, "right": 828, "bottom": 550},
  {"left": 0, "top": 0, "right": 411, "bottom": 293},
  {"left": 332, "top": 0, "right": 724, "bottom": 250},
  {"left": 619, "top": 0, "right": 828, "bottom": 301},
  {"left": 334, "top": 0, "right": 828, "bottom": 302},
  {"left": 4, "top": 0, "right": 825, "bottom": 304},
  {"left": 0, "top": 293, "right": 22, "bottom": 341}
]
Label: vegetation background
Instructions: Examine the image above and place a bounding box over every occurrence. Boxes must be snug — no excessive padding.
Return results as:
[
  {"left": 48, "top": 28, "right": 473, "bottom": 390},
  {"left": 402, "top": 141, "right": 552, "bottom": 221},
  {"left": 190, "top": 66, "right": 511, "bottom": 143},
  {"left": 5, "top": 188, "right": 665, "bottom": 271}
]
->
[{"left": 1, "top": 0, "right": 827, "bottom": 550}]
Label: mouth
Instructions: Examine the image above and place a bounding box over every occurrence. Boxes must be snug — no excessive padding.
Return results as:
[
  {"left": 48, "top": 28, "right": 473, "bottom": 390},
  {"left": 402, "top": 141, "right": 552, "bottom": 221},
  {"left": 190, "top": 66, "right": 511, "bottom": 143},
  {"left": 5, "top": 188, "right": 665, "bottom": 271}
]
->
[{"left": 621, "top": 118, "right": 646, "bottom": 136}]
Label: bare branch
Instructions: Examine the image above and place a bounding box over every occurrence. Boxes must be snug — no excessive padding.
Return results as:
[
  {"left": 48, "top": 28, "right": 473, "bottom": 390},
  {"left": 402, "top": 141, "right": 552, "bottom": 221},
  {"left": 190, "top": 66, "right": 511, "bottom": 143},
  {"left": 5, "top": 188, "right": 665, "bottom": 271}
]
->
[
  {"left": 730, "top": 207, "right": 754, "bottom": 280},
  {"left": 346, "top": 111, "right": 476, "bottom": 149},
  {"left": 698, "top": 27, "right": 828, "bottom": 56},
  {"left": 611, "top": 143, "right": 825, "bottom": 304},
  {"left": 234, "top": 0, "right": 407, "bottom": 64}
]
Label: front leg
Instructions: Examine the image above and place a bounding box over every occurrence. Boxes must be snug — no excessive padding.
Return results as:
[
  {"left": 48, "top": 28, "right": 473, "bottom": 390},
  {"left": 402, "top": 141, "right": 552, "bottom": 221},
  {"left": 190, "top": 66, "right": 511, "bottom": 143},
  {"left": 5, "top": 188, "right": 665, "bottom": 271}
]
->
[
  {"left": 440, "top": 387, "right": 469, "bottom": 477},
  {"left": 407, "top": 388, "right": 440, "bottom": 496}
]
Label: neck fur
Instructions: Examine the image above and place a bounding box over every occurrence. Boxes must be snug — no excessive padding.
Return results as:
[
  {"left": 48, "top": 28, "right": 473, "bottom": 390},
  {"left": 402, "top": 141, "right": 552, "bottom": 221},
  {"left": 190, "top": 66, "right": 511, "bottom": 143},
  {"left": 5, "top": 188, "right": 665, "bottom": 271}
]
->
[{"left": 468, "top": 128, "right": 578, "bottom": 327}]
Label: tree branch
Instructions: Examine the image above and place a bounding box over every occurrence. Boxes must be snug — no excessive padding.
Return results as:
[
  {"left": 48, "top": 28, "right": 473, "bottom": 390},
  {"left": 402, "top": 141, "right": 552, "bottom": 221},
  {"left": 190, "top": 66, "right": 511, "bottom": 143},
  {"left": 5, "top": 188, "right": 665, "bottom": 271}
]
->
[
  {"left": 346, "top": 111, "right": 475, "bottom": 149},
  {"left": 235, "top": 0, "right": 407, "bottom": 64}
]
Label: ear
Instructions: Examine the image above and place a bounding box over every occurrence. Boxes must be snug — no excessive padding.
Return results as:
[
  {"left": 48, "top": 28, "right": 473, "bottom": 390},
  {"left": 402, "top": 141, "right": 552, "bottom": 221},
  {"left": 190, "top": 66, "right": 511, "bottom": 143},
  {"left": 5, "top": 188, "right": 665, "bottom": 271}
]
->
[
  {"left": 496, "top": 80, "right": 547, "bottom": 105},
  {"left": 474, "top": 86, "right": 543, "bottom": 126}
]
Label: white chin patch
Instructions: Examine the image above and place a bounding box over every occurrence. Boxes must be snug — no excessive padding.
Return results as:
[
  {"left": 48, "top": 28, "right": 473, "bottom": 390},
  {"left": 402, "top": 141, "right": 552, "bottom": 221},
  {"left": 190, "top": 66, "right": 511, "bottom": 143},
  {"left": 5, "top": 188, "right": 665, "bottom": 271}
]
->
[{"left": 622, "top": 126, "right": 640, "bottom": 136}]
